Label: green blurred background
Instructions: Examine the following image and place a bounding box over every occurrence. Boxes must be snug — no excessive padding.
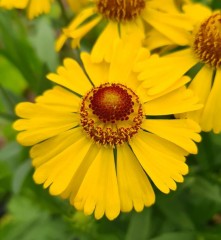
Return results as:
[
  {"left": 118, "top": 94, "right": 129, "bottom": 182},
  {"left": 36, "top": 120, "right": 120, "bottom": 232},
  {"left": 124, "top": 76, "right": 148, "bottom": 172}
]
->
[{"left": 1, "top": 0, "right": 221, "bottom": 239}]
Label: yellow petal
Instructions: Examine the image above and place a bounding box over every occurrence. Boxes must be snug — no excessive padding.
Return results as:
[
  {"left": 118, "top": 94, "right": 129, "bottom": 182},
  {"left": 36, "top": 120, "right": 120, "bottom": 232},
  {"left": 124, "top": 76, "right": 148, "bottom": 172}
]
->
[
  {"left": 144, "top": 87, "right": 202, "bottom": 115},
  {"left": 130, "top": 131, "right": 189, "bottom": 194},
  {"left": 67, "top": 16, "right": 102, "bottom": 40},
  {"left": 137, "top": 48, "right": 197, "bottom": 95},
  {"left": 138, "top": 76, "right": 191, "bottom": 103},
  {"left": 47, "top": 58, "right": 92, "bottom": 95},
  {"left": 117, "top": 144, "right": 155, "bottom": 212},
  {"left": 14, "top": 102, "right": 79, "bottom": 146},
  {"left": 35, "top": 86, "right": 81, "bottom": 112},
  {"left": 91, "top": 22, "right": 119, "bottom": 63},
  {"left": 201, "top": 69, "right": 221, "bottom": 133},
  {"left": 145, "top": 29, "right": 175, "bottom": 50},
  {"left": 185, "top": 65, "right": 213, "bottom": 124},
  {"left": 32, "top": 131, "right": 92, "bottom": 196},
  {"left": 55, "top": 7, "right": 96, "bottom": 50},
  {"left": 142, "top": 119, "right": 201, "bottom": 154},
  {"left": 146, "top": 0, "right": 180, "bottom": 14},
  {"left": 143, "top": 8, "right": 192, "bottom": 45},
  {"left": 27, "top": 0, "right": 52, "bottom": 19},
  {"left": 71, "top": 147, "right": 120, "bottom": 220},
  {"left": 48, "top": 138, "right": 94, "bottom": 196},
  {"left": 0, "top": 0, "right": 28, "bottom": 9},
  {"left": 81, "top": 52, "right": 109, "bottom": 86},
  {"left": 31, "top": 128, "right": 84, "bottom": 167},
  {"left": 182, "top": 3, "right": 212, "bottom": 23},
  {"left": 108, "top": 36, "right": 142, "bottom": 84}
]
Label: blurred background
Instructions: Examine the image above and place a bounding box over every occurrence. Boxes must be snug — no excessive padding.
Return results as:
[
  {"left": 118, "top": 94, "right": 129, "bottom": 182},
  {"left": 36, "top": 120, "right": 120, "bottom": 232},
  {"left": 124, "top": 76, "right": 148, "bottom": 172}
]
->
[{"left": 1, "top": 0, "right": 221, "bottom": 239}]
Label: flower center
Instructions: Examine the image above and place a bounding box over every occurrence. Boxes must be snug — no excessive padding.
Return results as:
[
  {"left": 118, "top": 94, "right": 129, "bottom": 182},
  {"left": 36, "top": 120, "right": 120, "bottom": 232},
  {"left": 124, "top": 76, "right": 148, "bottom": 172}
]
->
[
  {"left": 80, "top": 83, "right": 143, "bottom": 146},
  {"left": 90, "top": 84, "right": 133, "bottom": 123},
  {"left": 96, "top": 0, "right": 146, "bottom": 22},
  {"left": 192, "top": 13, "right": 221, "bottom": 68}
]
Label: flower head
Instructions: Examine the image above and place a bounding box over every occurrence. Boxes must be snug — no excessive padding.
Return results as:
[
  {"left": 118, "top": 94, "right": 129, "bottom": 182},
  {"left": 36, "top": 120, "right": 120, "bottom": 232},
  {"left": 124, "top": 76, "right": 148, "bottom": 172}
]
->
[
  {"left": 56, "top": 0, "right": 191, "bottom": 63},
  {"left": 0, "top": 0, "right": 53, "bottom": 19},
  {"left": 14, "top": 39, "right": 201, "bottom": 220},
  {"left": 139, "top": 3, "right": 221, "bottom": 133}
]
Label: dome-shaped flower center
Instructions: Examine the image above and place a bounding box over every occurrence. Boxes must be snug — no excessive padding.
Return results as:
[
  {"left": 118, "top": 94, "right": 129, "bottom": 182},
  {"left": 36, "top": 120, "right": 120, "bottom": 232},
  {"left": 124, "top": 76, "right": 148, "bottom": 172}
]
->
[
  {"left": 96, "top": 0, "right": 146, "bottom": 22},
  {"left": 90, "top": 85, "right": 133, "bottom": 123},
  {"left": 80, "top": 83, "right": 143, "bottom": 146},
  {"left": 193, "top": 13, "right": 221, "bottom": 68}
]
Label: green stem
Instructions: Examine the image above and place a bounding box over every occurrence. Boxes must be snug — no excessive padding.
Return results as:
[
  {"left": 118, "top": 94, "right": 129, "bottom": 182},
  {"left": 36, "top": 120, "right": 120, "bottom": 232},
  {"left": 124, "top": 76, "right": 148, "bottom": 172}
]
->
[{"left": 57, "top": 0, "right": 69, "bottom": 24}]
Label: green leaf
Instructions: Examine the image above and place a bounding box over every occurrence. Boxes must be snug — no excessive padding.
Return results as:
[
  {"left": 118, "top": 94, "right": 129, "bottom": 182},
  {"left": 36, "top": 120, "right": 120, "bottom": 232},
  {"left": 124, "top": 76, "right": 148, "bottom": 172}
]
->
[
  {"left": 191, "top": 177, "right": 221, "bottom": 204},
  {"left": 150, "top": 231, "right": 197, "bottom": 240},
  {"left": 0, "top": 142, "right": 22, "bottom": 163},
  {"left": 0, "top": 195, "right": 72, "bottom": 240},
  {"left": 0, "top": 11, "right": 44, "bottom": 92},
  {"left": 29, "top": 17, "right": 59, "bottom": 71},
  {"left": 0, "top": 161, "right": 11, "bottom": 180},
  {"left": 12, "top": 160, "right": 31, "bottom": 194},
  {"left": 126, "top": 209, "right": 152, "bottom": 240},
  {"left": 0, "top": 55, "right": 27, "bottom": 95},
  {"left": 156, "top": 193, "right": 195, "bottom": 231}
]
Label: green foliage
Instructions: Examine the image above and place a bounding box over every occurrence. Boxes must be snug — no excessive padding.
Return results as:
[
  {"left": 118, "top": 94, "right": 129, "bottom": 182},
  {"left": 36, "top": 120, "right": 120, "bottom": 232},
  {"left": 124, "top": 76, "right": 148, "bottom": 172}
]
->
[{"left": 0, "top": 0, "right": 221, "bottom": 240}]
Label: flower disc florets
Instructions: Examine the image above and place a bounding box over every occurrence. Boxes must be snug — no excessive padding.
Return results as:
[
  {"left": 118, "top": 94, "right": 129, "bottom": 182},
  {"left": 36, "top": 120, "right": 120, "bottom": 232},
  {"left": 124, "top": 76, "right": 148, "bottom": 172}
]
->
[
  {"left": 80, "top": 83, "right": 143, "bottom": 146},
  {"left": 96, "top": 0, "right": 146, "bottom": 22},
  {"left": 193, "top": 13, "right": 221, "bottom": 68}
]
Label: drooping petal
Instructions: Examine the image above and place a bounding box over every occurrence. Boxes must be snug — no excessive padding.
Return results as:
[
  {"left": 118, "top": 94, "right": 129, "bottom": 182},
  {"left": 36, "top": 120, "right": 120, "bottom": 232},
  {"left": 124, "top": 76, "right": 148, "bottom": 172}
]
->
[
  {"left": 184, "top": 65, "right": 213, "bottom": 124},
  {"left": 32, "top": 129, "right": 92, "bottom": 196},
  {"left": 130, "top": 131, "right": 189, "bottom": 194},
  {"left": 117, "top": 144, "right": 155, "bottom": 212},
  {"left": 201, "top": 69, "right": 221, "bottom": 133},
  {"left": 70, "top": 147, "right": 120, "bottom": 220}
]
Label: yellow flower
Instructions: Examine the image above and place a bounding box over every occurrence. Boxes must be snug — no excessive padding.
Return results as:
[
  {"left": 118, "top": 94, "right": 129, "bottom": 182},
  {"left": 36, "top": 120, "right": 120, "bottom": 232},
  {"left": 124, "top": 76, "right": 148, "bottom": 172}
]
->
[
  {"left": 66, "top": 0, "right": 88, "bottom": 14},
  {"left": 0, "top": 0, "right": 53, "bottom": 19},
  {"left": 56, "top": 0, "right": 192, "bottom": 63},
  {"left": 138, "top": 3, "right": 221, "bottom": 133},
  {"left": 14, "top": 39, "right": 201, "bottom": 220}
]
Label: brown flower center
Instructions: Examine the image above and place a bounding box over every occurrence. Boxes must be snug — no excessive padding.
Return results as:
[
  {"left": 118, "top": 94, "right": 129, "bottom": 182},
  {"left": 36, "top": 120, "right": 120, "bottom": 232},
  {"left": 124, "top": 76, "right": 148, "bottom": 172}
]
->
[
  {"left": 80, "top": 83, "right": 143, "bottom": 146},
  {"left": 193, "top": 13, "right": 221, "bottom": 68},
  {"left": 96, "top": 0, "right": 146, "bottom": 22}
]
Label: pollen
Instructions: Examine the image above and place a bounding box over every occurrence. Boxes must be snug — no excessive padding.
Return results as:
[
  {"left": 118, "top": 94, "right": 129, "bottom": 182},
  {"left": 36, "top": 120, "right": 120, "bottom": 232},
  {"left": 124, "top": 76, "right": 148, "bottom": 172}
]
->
[
  {"left": 96, "top": 0, "right": 146, "bottom": 22},
  {"left": 192, "top": 13, "right": 221, "bottom": 68},
  {"left": 80, "top": 83, "right": 143, "bottom": 146}
]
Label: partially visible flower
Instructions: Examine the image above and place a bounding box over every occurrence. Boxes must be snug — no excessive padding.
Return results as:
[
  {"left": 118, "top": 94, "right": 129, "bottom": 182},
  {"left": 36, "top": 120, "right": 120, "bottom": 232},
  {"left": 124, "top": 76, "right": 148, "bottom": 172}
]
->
[
  {"left": 137, "top": 3, "right": 221, "bottom": 133},
  {"left": 56, "top": 0, "right": 192, "bottom": 63},
  {"left": 14, "top": 39, "right": 201, "bottom": 220},
  {"left": 0, "top": 0, "right": 53, "bottom": 19},
  {"left": 66, "top": 0, "right": 88, "bottom": 14}
]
